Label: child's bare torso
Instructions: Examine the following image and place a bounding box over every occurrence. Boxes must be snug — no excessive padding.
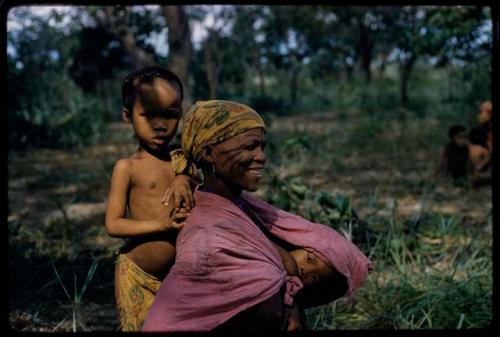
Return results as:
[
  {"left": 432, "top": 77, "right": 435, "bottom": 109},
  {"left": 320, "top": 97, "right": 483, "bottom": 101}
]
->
[{"left": 123, "top": 152, "right": 177, "bottom": 280}]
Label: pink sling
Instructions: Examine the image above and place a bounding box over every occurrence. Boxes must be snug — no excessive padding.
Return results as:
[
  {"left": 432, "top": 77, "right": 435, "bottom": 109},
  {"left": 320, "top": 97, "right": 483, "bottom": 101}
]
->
[{"left": 142, "top": 190, "right": 372, "bottom": 332}]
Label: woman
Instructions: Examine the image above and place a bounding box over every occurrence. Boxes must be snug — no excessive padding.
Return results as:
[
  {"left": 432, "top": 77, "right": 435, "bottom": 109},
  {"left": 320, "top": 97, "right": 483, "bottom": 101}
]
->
[{"left": 142, "top": 100, "right": 372, "bottom": 332}]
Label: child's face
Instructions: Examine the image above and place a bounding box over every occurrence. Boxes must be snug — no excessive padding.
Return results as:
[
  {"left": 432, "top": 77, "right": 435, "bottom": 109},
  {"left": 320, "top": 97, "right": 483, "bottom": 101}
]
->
[
  {"left": 125, "top": 78, "right": 181, "bottom": 153},
  {"left": 289, "top": 249, "right": 334, "bottom": 286},
  {"left": 453, "top": 131, "right": 468, "bottom": 147},
  {"left": 478, "top": 102, "right": 492, "bottom": 124}
]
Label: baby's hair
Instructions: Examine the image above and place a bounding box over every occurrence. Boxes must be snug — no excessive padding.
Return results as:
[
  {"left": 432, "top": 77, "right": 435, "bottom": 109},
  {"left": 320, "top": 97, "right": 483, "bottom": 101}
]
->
[
  {"left": 122, "top": 66, "right": 184, "bottom": 112},
  {"left": 299, "top": 268, "right": 348, "bottom": 308},
  {"left": 448, "top": 125, "right": 466, "bottom": 140}
]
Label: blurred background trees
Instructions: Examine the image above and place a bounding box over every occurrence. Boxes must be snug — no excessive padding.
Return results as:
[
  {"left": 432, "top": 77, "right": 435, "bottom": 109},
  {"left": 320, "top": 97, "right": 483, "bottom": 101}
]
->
[{"left": 7, "top": 5, "right": 491, "bottom": 150}]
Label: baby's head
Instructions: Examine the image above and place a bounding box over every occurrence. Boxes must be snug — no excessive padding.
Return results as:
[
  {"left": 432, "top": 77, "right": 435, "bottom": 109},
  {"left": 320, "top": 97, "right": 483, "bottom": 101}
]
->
[
  {"left": 478, "top": 101, "right": 492, "bottom": 124},
  {"left": 121, "top": 66, "right": 184, "bottom": 154},
  {"left": 289, "top": 249, "right": 334, "bottom": 287}
]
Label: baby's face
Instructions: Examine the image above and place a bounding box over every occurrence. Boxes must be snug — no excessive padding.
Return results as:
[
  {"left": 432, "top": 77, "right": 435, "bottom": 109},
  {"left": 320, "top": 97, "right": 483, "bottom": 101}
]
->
[{"left": 289, "top": 249, "right": 334, "bottom": 286}]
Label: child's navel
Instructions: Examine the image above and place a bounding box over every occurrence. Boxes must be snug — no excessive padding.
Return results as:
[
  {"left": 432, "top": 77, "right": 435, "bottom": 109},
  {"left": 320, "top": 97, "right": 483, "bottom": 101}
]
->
[{"left": 149, "top": 182, "right": 156, "bottom": 189}]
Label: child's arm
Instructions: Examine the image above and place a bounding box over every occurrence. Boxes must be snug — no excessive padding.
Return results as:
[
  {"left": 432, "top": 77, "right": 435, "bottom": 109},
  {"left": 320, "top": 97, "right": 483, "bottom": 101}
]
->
[
  {"left": 105, "top": 160, "right": 185, "bottom": 238},
  {"left": 473, "top": 147, "right": 491, "bottom": 173},
  {"left": 285, "top": 304, "right": 301, "bottom": 331}
]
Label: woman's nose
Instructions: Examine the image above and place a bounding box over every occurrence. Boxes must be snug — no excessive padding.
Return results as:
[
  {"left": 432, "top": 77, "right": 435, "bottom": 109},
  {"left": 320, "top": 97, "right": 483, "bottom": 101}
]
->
[{"left": 255, "top": 146, "right": 266, "bottom": 163}]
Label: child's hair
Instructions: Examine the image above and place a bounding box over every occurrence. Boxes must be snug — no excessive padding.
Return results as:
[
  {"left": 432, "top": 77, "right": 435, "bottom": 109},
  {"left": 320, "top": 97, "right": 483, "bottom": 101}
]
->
[
  {"left": 122, "top": 66, "right": 184, "bottom": 112},
  {"left": 448, "top": 125, "right": 466, "bottom": 140}
]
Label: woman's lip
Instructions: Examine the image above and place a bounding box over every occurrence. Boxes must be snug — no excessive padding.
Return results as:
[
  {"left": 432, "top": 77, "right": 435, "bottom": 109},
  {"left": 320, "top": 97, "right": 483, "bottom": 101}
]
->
[{"left": 247, "top": 168, "right": 263, "bottom": 177}]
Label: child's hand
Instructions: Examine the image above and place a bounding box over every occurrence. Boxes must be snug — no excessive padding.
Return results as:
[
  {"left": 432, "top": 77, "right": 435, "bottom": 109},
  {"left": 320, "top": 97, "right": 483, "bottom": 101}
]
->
[
  {"left": 172, "top": 207, "right": 190, "bottom": 229},
  {"left": 161, "top": 175, "right": 195, "bottom": 210},
  {"left": 285, "top": 304, "right": 302, "bottom": 331},
  {"left": 159, "top": 207, "right": 191, "bottom": 231}
]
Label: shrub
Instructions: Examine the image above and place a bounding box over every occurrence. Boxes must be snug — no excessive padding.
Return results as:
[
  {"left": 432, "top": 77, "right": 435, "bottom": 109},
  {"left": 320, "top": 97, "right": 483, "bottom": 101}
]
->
[{"left": 9, "top": 72, "right": 107, "bottom": 150}]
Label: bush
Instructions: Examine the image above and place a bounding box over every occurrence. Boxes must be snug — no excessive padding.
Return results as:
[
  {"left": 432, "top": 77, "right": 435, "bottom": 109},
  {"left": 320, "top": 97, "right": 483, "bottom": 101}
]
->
[{"left": 9, "top": 72, "right": 107, "bottom": 150}]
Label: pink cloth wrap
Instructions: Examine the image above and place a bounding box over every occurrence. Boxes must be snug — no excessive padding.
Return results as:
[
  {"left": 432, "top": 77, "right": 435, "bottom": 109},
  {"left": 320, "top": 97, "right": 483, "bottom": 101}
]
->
[{"left": 142, "top": 190, "right": 372, "bottom": 332}]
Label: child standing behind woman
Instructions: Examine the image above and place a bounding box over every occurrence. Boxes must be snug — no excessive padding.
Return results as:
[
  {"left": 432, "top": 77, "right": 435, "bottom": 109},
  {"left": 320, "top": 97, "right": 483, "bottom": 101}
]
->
[{"left": 105, "top": 66, "right": 195, "bottom": 331}]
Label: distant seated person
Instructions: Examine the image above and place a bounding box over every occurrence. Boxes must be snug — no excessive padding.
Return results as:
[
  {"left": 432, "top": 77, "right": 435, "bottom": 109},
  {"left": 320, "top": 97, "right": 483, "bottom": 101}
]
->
[
  {"left": 468, "top": 100, "right": 492, "bottom": 151},
  {"left": 437, "top": 125, "right": 490, "bottom": 187},
  {"left": 468, "top": 131, "right": 491, "bottom": 188}
]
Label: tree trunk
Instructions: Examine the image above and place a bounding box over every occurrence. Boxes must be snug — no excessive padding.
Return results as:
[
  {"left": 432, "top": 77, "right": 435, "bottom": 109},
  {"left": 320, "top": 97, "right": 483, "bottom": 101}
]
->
[
  {"left": 257, "top": 65, "right": 266, "bottom": 97},
  {"left": 121, "top": 32, "right": 156, "bottom": 67},
  {"left": 379, "top": 52, "right": 388, "bottom": 76},
  {"left": 98, "top": 7, "right": 156, "bottom": 68},
  {"left": 361, "top": 46, "right": 373, "bottom": 83},
  {"left": 161, "top": 6, "right": 192, "bottom": 107},
  {"left": 359, "top": 25, "right": 374, "bottom": 83},
  {"left": 251, "top": 48, "right": 266, "bottom": 97},
  {"left": 345, "top": 63, "right": 354, "bottom": 81},
  {"left": 290, "top": 66, "right": 300, "bottom": 104},
  {"left": 399, "top": 55, "right": 415, "bottom": 112},
  {"left": 203, "top": 37, "right": 218, "bottom": 99}
]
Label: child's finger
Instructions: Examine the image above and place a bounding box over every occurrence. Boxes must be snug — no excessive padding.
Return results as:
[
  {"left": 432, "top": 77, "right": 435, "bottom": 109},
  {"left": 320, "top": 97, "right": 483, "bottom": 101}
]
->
[
  {"left": 174, "top": 212, "right": 190, "bottom": 220},
  {"left": 182, "top": 189, "right": 194, "bottom": 209},
  {"left": 173, "top": 190, "right": 182, "bottom": 210},
  {"left": 161, "top": 188, "right": 173, "bottom": 206},
  {"left": 173, "top": 221, "right": 186, "bottom": 229}
]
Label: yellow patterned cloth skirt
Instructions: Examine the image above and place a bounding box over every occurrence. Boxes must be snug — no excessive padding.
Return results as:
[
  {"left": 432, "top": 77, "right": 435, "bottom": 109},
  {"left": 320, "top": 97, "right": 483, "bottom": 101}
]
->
[{"left": 115, "top": 254, "right": 162, "bottom": 331}]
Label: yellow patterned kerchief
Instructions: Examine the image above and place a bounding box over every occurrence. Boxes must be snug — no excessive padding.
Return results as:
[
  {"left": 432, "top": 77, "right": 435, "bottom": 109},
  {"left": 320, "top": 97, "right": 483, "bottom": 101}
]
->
[{"left": 171, "top": 100, "right": 265, "bottom": 176}]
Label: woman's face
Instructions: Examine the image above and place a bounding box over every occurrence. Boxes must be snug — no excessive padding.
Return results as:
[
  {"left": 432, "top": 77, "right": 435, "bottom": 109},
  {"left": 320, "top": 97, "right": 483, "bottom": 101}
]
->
[{"left": 210, "top": 128, "right": 267, "bottom": 192}]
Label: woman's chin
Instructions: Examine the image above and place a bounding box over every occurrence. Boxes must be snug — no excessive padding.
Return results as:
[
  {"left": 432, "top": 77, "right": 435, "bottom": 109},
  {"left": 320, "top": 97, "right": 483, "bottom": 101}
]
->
[{"left": 243, "top": 181, "right": 260, "bottom": 192}]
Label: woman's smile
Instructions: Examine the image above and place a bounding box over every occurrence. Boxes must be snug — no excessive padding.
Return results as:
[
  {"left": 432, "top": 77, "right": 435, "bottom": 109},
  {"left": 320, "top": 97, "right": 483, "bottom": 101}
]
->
[{"left": 247, "top": 167, "right": 264, "bottom": 177}]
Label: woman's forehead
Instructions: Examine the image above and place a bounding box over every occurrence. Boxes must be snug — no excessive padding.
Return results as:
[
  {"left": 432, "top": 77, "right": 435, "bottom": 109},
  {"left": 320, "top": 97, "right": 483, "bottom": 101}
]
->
[
  {"left": 240, "top": 128, "right": 265, "bottom": 138},
  {"left": 217, "top": 128, "right": 265, "bottom": 146}
]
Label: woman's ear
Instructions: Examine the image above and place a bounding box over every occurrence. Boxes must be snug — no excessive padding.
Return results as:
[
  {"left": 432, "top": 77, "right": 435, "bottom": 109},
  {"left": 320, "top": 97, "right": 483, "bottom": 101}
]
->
[
  {"left": 200, "top": 145, "right": 216, "bottom": 164},
  {"left": 122, "top": 108, "right": 132, "bottom": 123}
]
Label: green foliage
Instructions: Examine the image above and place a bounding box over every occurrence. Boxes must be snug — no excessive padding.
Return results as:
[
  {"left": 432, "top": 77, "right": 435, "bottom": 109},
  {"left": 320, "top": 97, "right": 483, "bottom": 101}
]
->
[
  {"left": 8, "top": 8, "right": 108, "bottom": 150},
  {"left": 265, "top": 176, "right": 374, "bottom": 247},
  {"left": 8, "top": 72, "right": 107, "bottom": 149},
  {"left": 249, "top": 95, "right": 291, "bottom": 116}
]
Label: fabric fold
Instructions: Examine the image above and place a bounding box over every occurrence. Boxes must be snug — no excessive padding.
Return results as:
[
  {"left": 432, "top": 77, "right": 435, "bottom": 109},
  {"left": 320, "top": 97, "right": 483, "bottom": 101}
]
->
[{"left": 143, "top": 190, "right": 372, "bottom": 332}]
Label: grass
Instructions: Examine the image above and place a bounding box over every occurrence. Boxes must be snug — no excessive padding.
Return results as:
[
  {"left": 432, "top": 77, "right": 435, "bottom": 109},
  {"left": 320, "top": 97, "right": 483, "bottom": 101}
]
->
[
  {"left": 8, "top": 111, "right": 492, "bottom": 331},
  {"left": 261, "top": 111, "right": 492, "bottom": 330},
  {"left": 50, "top": 259, "right": 99, "bottom": 332}
]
